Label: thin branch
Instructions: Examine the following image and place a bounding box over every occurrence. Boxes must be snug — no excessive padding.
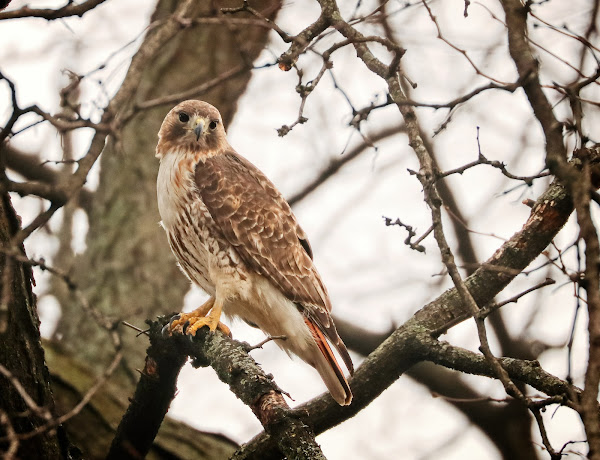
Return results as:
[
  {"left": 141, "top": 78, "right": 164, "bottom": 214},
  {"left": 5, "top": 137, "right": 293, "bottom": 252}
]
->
[
  {"left": 0, "top": 145, "right": 93, "bottom": 210},
  {"left": 288, "top": 124, "right": 405, "bottom": 205},
  {"left": 383, "top": 217, "right": 431, "bottom": 253},
  {"left": 131, "top": 65, "right": 249, "bottom": 112},
  {"left": 0, "top": 364, "right": 52, "bottom": 422},
  {"left": 0, "top": 0, "right": 106, "bottom": 20},
  {"left": 477, "top": 278, "right": 556, "bottom": 320},
  {"left": 2, "top": 350, "right": 123, "bottom": 443},
  {"left": 421, "top": 0, "right": 508, "bottom": 84},
  {"left": 221, "top": 1, "right": 291, "bottom": 42}
]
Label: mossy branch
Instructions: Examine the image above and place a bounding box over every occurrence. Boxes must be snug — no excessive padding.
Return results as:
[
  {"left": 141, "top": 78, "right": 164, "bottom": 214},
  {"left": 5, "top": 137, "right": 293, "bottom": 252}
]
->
[{"left": 109, "top": 317, "right": 325, "bottom": 460}]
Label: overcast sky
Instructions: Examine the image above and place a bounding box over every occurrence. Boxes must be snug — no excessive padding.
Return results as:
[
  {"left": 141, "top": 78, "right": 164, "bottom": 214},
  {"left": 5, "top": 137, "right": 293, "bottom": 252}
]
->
[{"left": 2, "top": 0, "right": 597, "bottom": 458}]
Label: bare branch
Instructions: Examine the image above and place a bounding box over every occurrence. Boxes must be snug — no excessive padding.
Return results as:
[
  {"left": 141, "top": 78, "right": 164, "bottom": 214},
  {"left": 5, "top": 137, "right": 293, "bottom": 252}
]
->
[
  {"left": 0, "top": 0, "right": 107, "bottom": 21},
  {"left": 0, "top": 364, "right": 52, "bottom": 422},
  {"left": 288, "top": 124, "right": 406, "bottom": 205},
  {"left": 0, "top": 145, "right": 93, "bottom": 210}
]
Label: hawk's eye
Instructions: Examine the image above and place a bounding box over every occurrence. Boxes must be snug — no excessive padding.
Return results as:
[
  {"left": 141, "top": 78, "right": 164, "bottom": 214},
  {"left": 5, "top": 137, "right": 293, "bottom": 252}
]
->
[
  {"left": 178, "top": 112, "right": 189, "bottom": 123},
  {"left": 209, "top": 120, "right": 219, "bottom": 130}
]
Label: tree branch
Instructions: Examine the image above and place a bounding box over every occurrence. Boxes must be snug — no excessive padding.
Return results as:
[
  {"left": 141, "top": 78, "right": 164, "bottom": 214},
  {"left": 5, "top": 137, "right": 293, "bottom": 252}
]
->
[
  {"left": 0, "top": 144, "right": 93, "bottom": 211},
  {"left": 0, "top": 0, "right": 107, "bottom": 21},
  {"left": 111, "top": 318, "right": 326, "bottom": 460},
  {"left": 107, "top": 321, "right": 187, "bottom": 460}
]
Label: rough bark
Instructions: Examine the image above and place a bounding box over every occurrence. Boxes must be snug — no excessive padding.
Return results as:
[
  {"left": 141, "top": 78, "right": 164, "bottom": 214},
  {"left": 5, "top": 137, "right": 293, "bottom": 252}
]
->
[
  {"left": 45, "top": 341, "right": 237, "bottom": 460},
  {"left": 0, "top": 193, "right": 76, "bottom": 459},
  {"left": 110, "top": 319, "right": 325, "bottom": 460}
]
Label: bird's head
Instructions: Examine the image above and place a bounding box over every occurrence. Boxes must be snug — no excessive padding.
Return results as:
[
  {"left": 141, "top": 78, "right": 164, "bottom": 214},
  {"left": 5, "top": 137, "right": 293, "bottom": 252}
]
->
[{"left": 156, "top": 100, "right": 227, "bottom": 159}]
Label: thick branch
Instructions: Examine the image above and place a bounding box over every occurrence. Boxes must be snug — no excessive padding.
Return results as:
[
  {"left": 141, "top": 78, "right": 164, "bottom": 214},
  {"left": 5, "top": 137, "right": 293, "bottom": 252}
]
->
[
  {"left": 112, "top": 319, "right": 325, "bottom": 460},
  {"left": 419, "top": 337, "right": 581, "bottom": 404},
  {"left": 107, "top": 323, "right": 187, "bottom": 460}
]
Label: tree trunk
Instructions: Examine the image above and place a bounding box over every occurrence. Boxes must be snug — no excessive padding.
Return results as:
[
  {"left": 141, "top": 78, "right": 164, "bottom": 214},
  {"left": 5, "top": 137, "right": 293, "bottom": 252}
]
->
[{"left": 0, "top": 193, "right": 76, "bottom": 459}]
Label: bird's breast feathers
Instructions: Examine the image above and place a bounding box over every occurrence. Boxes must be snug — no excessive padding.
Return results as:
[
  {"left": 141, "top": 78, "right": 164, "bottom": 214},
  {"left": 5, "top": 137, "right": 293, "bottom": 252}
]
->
[
  {"left": 157, "top": 149, "right": 201, "bottom": 230},
  {"left": 157, "top": 149, "right": 251, "bottom": 296}
]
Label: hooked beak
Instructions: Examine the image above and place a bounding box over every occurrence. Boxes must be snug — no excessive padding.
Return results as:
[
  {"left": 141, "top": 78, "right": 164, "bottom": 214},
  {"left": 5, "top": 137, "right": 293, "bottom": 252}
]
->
[{"left": 191, "top": 117, "right": 205, "bottom": 141}]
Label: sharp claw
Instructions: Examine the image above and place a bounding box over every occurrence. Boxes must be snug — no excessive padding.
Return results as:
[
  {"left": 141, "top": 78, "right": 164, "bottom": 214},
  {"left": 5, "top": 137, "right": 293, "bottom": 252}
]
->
[
  {"left": 182, "top": 320, "right": 190, "bottom": 334},
  {"left": 188, "top": 333, "right": 195, "bottom": 342},
  {"left": 169, "top": 314, "right": 181, "bottom": 327},
  {"left": 161, "top": 323, "right": 170, "bottom": 336}
]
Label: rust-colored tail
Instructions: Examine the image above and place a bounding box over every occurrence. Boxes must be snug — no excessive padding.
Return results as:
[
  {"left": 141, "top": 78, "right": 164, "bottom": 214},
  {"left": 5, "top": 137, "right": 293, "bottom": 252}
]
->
[{"left": 304, "top": 318, "right": 352, "bottom": 405}]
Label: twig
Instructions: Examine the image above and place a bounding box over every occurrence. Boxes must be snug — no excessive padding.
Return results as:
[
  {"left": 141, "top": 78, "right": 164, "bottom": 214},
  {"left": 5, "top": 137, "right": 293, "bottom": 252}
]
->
[
  {"left": 421, "top": 0, "right": 508, "bottom": 84},
  {"left": 530, "top": 407, "right": 561, "bottom": 460},
  {"left": 437, "top": 127, "right": 551, "bottom": 184},
  {"left": 122, "top": 321, "right": 150, "bottom": 337},
  {"left": 0, "top": 409, "right": 18, "bottom": 459},
  {"left": 477, "top": 278, "right": 556, "bottom": 320},
  {"left": 245, "top": 335, "right": 287, "bottom": 352},
  {"left": 383, "top": 217, "right": 431, "bottom": 253},
  {"left": 221, "top": 0, "right": 291, "bottom": 43}
]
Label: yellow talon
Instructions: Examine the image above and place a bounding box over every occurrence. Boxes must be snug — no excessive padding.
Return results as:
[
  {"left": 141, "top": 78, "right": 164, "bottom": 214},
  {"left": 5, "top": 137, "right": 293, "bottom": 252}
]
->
[{"left": 169, "top": 297, "right": 231, "bottom": 337}]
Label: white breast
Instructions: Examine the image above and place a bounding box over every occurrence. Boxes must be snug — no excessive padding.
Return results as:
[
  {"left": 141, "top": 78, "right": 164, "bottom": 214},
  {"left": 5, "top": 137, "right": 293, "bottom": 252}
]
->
[
  {"left": 157, "top": 151, "right": 189, "bottom": 230},
  {"left": 157, "top": 151, "right": 214, "bottom": 293}
]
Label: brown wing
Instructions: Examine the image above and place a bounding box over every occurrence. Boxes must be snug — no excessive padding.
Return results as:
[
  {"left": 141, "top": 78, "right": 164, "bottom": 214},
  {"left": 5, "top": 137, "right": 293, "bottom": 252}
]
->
[
  {"left": 195, "top": 151, "right": 353, "bottom": 374},
  {"left": 195, "top": 151, "right": 328, "bottom": 308}
]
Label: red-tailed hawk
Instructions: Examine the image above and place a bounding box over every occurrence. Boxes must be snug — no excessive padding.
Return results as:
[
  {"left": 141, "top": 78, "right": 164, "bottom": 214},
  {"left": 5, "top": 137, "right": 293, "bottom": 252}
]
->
[{"left": 156, "top": 100, "right": 353, "bottom": 405}]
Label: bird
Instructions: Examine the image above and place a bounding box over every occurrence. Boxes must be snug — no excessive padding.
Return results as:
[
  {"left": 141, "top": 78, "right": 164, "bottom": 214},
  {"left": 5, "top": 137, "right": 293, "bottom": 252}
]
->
[{"left": 155, "top": 100, "right": 353, "bottom": 405}]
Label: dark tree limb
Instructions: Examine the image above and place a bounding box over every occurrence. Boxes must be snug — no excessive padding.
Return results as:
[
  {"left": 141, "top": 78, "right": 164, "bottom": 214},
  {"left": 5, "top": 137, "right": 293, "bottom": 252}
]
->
[
  {"left": 500, "top": 1, "right": 600, "bottom": 456},
  {"left": 107, "top": 321, "right": 187, "bottom": 460},
  {"left": 111, "top": 318, "right": 326, "bottom": 460},
  {"left": 181, "top": 329, "right": 326, "bottom": 460},
  {"left": 0, "top": 193, "right": 77, "bottom": 459}
]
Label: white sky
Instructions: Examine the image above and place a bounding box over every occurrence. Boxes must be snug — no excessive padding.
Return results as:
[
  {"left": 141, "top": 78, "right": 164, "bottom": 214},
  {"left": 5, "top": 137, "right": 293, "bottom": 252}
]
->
[{"left": 1, "top": 0, "right": 597, "bottom": 458}]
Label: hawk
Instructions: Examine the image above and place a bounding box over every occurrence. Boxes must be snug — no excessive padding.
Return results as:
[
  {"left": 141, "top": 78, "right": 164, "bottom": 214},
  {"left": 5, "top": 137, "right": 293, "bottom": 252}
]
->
[{"left": 156, "top": 100, "right": 353, "bottom": 405}]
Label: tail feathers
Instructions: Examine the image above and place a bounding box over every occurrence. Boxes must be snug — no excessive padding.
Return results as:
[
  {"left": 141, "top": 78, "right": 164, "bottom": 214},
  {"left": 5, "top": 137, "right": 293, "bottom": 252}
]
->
[{"left": 304, "top": 318, "right": 352, "bottom": 406}]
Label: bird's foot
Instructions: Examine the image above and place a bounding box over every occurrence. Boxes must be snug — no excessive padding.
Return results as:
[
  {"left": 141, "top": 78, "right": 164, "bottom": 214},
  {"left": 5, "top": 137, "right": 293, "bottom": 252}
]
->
[{"left": 167, "top": 309, "right": 231, "bottom": 337}]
